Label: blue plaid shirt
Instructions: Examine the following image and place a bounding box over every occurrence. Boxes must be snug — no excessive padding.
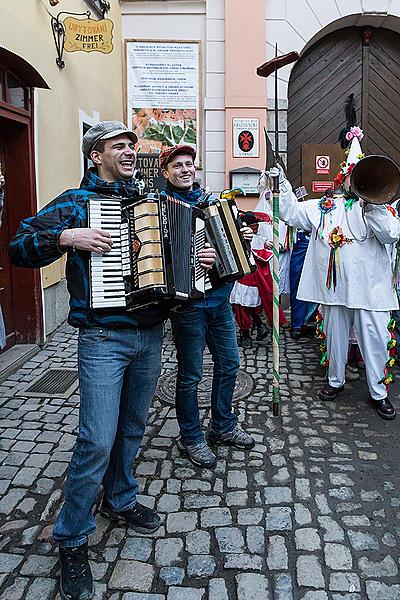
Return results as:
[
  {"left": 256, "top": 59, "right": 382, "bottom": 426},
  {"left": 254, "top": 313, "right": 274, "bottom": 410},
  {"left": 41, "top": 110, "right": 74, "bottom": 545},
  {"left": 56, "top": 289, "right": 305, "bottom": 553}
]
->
[{"left": 9, "top": 169, "right": 171, "bottom": 329}]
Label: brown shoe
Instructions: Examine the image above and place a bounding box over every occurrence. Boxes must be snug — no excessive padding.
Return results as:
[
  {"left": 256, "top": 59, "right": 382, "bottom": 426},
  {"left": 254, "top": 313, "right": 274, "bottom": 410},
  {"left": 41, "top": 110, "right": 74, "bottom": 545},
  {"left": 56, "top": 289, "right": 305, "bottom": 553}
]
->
[{"left": 318, "top": 383, "right": 345, "bottom": 401}]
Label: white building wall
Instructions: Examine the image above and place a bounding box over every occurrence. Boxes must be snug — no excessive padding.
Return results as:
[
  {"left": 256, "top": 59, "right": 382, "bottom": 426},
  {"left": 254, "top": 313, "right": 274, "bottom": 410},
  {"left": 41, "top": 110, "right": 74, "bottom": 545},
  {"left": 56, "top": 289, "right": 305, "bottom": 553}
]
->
[
  {"left": 121, "top": 0, "right": 226, "bottom": 192},
  {"left": 265, "top": 0, "right": 400, "bottom": 164},
  {"left": 121, "top": 1, "right": 400, "bottom": 189}
]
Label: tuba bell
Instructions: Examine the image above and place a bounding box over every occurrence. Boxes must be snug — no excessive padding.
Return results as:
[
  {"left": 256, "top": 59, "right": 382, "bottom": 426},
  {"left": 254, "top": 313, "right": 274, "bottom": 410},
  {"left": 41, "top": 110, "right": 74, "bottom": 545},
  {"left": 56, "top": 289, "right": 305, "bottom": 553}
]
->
[{"left": 349, "top": 155, "right": 400, "bottom": 205}]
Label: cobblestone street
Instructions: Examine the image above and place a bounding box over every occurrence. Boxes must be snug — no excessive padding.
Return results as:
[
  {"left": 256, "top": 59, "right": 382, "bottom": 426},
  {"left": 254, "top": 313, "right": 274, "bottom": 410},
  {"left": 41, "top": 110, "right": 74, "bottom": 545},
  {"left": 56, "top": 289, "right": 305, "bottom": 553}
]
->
[{"left": 1, "top": 321, "right": 400, "bottom": 600}]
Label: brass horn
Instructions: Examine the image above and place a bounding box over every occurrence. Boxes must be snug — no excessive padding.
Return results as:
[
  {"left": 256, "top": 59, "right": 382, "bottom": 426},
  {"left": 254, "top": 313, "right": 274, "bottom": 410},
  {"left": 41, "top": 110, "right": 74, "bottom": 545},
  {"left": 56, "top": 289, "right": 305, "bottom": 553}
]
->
[{"left": 349, "top": 155, "right": 400, "bottom": 205}]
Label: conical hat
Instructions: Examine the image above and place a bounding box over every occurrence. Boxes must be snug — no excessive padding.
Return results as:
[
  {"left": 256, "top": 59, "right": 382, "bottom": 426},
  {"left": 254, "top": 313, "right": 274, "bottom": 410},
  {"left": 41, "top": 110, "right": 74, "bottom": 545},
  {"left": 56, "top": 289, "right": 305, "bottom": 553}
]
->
[{"left": 346, "top": 136, "right": 363, "bottom": 171}]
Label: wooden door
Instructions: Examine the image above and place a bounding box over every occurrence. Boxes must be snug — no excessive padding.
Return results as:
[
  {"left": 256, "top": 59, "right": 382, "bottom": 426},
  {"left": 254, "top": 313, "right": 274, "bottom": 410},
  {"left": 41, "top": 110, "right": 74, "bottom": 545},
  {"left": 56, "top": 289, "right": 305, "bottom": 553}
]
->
[
  {"left": 0, "top": 126, "right": 15, "bottom": 349},
  {"left": 366, "top": 28, "right": 400, "bottom": 165},
  {"left": 287, "top": 27, "right": 400, "bottom": 189}
]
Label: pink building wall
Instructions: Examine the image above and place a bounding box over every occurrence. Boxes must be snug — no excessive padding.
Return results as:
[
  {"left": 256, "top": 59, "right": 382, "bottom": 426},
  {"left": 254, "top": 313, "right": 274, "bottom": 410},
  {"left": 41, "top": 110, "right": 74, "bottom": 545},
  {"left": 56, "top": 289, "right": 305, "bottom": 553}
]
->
[{"left": 224, "top": 0, "right": 267, "bottom": 209}]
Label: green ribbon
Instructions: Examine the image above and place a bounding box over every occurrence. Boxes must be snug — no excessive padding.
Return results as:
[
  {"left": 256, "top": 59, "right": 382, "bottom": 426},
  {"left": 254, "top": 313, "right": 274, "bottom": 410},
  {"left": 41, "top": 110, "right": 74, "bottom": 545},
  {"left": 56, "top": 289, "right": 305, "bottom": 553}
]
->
[{"left": 344, "top": 196, "right": 358, "bottom": 211}]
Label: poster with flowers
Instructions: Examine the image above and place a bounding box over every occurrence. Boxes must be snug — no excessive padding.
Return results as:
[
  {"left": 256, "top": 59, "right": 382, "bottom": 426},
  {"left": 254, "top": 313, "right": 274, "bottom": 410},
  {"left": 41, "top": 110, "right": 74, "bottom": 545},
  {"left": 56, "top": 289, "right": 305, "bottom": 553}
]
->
[{"left": 126, "top": 40, "right": 201, "bottom": 166}]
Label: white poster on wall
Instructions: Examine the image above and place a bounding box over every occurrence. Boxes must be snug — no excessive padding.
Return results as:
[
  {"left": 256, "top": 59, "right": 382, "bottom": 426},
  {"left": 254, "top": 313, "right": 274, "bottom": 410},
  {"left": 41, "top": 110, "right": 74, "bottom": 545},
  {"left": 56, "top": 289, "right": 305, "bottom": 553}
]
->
[
  {"left": 126, "top": 40, "right": 201, "bottom": 165},
  {"left": 233, "top": 118, "right": 260, "bottom": 158}
]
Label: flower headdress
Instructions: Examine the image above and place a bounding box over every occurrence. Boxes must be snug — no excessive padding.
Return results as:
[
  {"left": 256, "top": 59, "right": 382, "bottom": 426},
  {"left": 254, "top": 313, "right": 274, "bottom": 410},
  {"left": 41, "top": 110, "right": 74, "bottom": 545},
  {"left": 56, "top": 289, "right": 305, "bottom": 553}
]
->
[
  {"left": 334, "top": 94, "right": 365, "bottom": 194},
  {"left": 333, "top": 129, "right": 365, "bottom": 189}
]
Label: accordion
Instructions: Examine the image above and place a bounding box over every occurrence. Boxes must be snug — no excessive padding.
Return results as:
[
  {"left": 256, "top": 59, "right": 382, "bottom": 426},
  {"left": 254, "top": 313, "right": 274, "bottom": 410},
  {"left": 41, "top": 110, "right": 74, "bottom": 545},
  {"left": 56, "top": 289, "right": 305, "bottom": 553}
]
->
[
  {"left": 88, "top": 193, "right": 256, "bottom": 311},
  {"left": 88, "top": 194, "right": 206, "bottom": 310},
  {"left": 203, "top": 198, "right": 256, "bottom": 288}
]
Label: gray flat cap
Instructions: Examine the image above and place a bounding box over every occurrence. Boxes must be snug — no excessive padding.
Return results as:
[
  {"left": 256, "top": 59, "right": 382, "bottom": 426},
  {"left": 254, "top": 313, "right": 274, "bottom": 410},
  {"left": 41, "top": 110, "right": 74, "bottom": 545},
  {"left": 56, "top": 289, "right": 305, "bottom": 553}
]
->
[{"left": 82, "top": 120, "right": 138, "bottom": 158}]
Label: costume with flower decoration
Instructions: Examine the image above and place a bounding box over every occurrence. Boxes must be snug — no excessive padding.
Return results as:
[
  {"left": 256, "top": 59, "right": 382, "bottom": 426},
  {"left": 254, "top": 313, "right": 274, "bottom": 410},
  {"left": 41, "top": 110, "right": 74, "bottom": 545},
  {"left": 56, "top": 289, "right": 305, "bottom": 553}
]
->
[
  {"left": 279, "top": 126, "right": 400, "bottom": 402},
  {"left": 230, "top": 190, "right": 287, "bottom": 330}
]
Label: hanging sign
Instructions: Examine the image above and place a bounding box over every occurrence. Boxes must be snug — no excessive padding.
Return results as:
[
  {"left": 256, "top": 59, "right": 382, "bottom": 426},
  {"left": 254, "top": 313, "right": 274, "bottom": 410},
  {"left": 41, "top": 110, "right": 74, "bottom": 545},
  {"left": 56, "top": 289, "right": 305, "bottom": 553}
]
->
[
  {"left": 64, "top": 18, "right": 114, "bottom": 53},
  {"left": 135, "top": 154, "right": 166, "bottom": 193},
  {"left": 233, "top": 118, "right": 259, "bottom": 158}
]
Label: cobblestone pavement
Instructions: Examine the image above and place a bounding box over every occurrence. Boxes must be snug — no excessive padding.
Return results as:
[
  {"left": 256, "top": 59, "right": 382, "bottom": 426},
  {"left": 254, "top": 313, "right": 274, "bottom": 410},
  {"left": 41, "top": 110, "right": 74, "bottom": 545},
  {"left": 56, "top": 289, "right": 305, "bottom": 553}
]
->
[{"left": 1, "top": 321, "right": 400, "bottom": 600}]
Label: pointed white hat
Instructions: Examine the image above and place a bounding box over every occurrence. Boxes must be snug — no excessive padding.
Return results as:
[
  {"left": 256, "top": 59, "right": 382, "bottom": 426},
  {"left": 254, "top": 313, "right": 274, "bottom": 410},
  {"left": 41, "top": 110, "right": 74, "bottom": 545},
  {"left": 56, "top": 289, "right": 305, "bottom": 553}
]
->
[{"left": 346, "top": 135, "right": 363, "bottom": 171}]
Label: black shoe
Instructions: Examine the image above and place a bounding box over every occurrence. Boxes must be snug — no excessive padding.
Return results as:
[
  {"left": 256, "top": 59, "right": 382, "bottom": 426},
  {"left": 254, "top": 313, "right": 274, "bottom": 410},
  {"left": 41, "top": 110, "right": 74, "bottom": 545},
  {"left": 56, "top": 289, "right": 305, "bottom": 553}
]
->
[
  {"left": 372, "top": 397, "right": 396, "bottom": 420},
  {"left": 59, "top": 542, "right": 93, "bottom": 600},
  {"left": 99, "top": 498, "right": 161, "bottom": 534},
  {"left": 256, "top": 322, "right": 269, "bottom": 341},
  {"left": 318, "top": 383, "right": 345, "bottom": 401},
  {"left": 290, "top": 328, "right": 301, "bottom": 340},
  {"left": 239, "top": 330, "right": 253, "bottom": 349}
]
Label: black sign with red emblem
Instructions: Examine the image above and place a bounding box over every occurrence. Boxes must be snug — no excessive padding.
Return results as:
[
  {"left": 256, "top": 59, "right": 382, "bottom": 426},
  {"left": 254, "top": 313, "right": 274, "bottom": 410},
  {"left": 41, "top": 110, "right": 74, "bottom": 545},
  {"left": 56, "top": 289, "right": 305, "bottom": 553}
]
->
[{"left": 238, "top": 130, "right": 254, "bottom": 153}]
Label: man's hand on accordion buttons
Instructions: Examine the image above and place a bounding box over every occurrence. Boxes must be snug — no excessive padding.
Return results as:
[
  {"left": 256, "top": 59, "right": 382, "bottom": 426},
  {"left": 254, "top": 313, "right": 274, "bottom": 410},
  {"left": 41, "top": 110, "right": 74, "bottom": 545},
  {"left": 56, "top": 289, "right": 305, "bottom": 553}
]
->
[
  {"left": 198, "top": 242, "right": 216, "bottom": 270},
  {"left": 240, "top": 223, "right": 254, "bottom": 242},
  {"left": 59, "top": 228, "right": 113, "bottom": 253}
]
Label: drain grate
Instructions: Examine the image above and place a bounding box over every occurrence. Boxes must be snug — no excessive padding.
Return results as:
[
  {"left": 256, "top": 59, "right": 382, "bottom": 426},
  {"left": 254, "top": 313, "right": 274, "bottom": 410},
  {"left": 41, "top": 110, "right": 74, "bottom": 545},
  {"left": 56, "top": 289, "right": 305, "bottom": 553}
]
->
[{"left": 18, "top": 368, "right": 79, "bottom": 398}]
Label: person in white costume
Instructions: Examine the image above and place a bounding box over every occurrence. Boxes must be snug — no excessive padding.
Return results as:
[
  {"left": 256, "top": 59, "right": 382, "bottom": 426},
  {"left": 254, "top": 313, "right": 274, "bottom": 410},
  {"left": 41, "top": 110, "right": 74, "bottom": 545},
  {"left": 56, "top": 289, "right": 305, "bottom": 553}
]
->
[
  {"left": 230, "top": 188, "right": 288, "bottom": 347},
  {"left": 270, "top": 133, "right": 400, "bottom": 420},
  {"left": 258, "top": 174, "right": 292, "bottom": 294}
]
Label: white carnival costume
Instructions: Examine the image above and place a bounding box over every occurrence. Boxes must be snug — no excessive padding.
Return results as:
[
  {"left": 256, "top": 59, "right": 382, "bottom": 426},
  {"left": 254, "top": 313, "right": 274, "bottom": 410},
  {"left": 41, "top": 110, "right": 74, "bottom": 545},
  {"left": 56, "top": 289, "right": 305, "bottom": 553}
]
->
[{"left": 277, "top": 133, "right": 400, "bottom": 402}]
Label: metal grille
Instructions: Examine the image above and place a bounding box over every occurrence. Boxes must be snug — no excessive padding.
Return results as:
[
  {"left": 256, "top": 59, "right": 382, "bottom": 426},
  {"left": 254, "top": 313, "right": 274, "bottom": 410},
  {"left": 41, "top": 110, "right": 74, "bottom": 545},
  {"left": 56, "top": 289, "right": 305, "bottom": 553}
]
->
[{"left": 19, "top": 368, "right": 78, "bottom": 398}]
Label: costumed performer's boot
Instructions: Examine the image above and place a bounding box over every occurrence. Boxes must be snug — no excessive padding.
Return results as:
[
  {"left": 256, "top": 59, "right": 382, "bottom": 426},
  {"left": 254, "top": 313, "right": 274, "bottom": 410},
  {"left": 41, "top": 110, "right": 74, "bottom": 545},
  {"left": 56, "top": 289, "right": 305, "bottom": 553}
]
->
[{"left": 239, "top": 329, "right": 253, "bottom": 349}]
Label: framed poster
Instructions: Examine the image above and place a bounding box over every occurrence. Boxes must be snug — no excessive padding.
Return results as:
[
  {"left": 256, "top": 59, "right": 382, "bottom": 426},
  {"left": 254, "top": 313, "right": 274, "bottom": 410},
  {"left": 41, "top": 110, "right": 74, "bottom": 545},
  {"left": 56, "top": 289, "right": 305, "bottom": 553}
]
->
[{"left": 125, "top": 40, "right": 202, "bottom": 166}]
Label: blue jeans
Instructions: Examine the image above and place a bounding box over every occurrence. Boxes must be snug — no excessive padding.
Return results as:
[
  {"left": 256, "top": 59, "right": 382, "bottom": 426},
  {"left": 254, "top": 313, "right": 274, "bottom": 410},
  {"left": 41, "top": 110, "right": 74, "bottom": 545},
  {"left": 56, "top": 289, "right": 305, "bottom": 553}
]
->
[
  {"left": 53, "top": 326, "right": 163, "bottom": 547},
  {"left": 170, "top": 300, "right": 239, "bottom": 445}
]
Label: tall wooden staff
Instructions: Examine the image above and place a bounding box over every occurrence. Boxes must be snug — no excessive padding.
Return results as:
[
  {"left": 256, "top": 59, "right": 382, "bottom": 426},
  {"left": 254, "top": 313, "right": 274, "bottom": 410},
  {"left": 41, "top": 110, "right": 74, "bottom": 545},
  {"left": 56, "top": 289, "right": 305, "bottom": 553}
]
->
[{"left": 257, "top": 47, "right": 299, "bottom": 416}]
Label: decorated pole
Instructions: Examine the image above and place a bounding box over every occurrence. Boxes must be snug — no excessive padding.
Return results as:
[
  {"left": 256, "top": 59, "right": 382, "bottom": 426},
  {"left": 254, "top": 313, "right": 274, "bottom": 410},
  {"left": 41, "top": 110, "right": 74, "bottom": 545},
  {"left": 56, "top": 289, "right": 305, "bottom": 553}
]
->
[
  {"left": 271, "top": 43, "right": 281, "bottom": 416},
  {"left": 257, "top": 47, "right": 299, "bottom": 416},
  {"left": 271, "top": 169, "right": 281, "bottom": 416}
]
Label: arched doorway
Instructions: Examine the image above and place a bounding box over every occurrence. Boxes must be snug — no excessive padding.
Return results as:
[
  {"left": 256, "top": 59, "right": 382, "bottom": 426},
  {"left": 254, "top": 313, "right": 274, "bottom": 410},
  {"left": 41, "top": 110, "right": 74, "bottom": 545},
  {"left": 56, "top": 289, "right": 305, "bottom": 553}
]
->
[
  {"left": 287, "top": 26, "right": 400, "bottom": 189},
  {"left": 0, "top": 49, "right": 48, "bottom": 351}
]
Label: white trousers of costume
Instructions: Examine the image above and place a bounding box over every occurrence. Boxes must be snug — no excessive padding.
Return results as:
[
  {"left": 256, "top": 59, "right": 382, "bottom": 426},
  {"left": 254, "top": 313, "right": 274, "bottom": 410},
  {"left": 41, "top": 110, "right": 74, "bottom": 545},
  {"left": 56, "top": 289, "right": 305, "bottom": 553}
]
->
[{"left": 323, "top": 305, "right": 390, "bottom": 401}]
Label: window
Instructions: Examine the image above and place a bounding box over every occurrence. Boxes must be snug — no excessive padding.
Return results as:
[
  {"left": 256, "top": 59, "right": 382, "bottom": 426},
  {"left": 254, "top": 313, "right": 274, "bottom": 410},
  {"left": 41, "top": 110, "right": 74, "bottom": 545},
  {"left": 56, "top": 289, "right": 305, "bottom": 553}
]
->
[
  {"left": 0, "top": 68, "right": 4, "bottom": 102},
  {"left": 0, "top": 67, "right": 31, "bottom": 113},
  {"left": 7, "top": 73, "right": 29, "bottom": 110},
  {"left": 79, "top": 109, "right": 100, "bottom": 177},
  {"left": 82, "top": 122, "right": 93, "bottom": 173}
]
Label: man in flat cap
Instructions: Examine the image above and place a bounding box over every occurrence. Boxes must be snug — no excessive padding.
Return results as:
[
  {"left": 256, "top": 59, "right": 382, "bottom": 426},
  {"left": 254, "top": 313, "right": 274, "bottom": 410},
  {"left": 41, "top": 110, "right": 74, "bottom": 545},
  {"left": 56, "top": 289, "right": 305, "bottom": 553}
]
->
[
  {"left": 9, "top": 122, "right": 214, "bottom": 600},
  {"left": 159, "top": 145, "right": 255, "bottom": 471}
]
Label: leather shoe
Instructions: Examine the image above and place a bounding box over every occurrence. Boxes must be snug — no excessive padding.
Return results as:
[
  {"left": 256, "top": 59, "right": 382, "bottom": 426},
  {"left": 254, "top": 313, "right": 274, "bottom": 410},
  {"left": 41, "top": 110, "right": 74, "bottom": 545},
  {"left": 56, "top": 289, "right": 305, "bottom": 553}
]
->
[
  {"left": 100, "top": 498, "right": 161, "bottom": 534},
  {"left": 59, "top": 542, "right": 93, "bottom": 600},
  {"left": 372, "top": 397, "right": 396, "bottom": 420},
  {"left": 318, "top": 383, "right": 345, "bottom": 401},
  {"left": 255, "top": 322, "right": 269, "bottom": 341},
  {"left": 239, "top": 330, "right": 253, "bottom": 349}
]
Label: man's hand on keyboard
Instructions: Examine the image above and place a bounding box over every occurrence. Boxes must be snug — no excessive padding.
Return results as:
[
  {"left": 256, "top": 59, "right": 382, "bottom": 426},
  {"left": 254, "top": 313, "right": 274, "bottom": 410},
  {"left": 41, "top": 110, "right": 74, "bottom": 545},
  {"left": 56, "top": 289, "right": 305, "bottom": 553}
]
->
[
  {"left": 197, "top": 242, "right": 216, "bottom": 270},
  {"left": 59, "top": 228, "right": 113, "bottom": 253}
]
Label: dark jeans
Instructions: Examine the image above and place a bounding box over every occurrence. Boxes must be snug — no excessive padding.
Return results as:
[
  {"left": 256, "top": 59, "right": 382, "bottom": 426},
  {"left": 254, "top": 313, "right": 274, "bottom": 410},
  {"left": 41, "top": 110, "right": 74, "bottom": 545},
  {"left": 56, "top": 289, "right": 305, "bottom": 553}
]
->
[
  {"left": 170, "top": 300, "right": 239, "bottom": 445},
  {"left": 53, "top": 325, "right": 163, "bottom": 547}
]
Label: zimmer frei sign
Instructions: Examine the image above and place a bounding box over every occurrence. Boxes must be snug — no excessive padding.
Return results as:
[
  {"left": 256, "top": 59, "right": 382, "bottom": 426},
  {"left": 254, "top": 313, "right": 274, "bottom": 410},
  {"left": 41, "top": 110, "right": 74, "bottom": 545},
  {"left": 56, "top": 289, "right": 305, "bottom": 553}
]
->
[{"left": 64, "top": 18, "right": 114, "bottom": 54}]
